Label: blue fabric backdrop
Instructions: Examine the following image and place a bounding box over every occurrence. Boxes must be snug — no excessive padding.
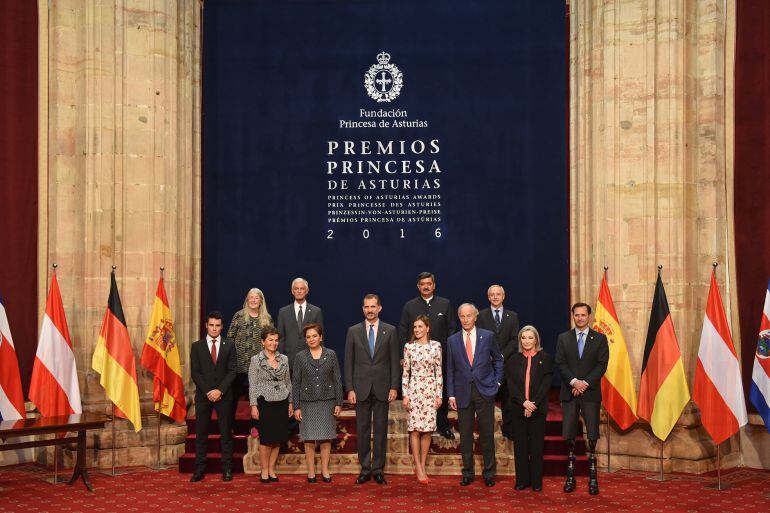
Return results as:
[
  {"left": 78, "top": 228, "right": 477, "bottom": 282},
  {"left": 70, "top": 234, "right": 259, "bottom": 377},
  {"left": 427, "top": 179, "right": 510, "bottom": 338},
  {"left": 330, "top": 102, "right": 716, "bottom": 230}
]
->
[{"left": 202, "top": 0, "right": 568, "bottom": 367}]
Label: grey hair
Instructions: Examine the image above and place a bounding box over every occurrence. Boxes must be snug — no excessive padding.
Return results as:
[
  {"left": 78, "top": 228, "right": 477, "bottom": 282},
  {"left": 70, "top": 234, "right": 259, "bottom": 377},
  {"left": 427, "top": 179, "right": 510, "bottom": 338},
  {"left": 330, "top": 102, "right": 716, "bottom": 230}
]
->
[
  {"left": 243, "top": 288, "right": 271, "bottom": 326},
  {"left": 487, "top": 284, "right": 505, "bottom": 295},
  {"left": 291, "top": 277, "right": 309, "bottom": 289},
  {"left": 457, "top": 303, "right": 479, "bottom": 316}
]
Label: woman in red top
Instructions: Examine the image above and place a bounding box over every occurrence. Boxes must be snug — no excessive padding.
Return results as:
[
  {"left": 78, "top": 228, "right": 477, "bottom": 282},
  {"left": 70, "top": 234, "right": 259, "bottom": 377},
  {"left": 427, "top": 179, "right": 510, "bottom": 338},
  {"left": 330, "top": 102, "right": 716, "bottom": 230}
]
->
[{"left": 508, "top": 325, "right": 552, "bottom": 492}]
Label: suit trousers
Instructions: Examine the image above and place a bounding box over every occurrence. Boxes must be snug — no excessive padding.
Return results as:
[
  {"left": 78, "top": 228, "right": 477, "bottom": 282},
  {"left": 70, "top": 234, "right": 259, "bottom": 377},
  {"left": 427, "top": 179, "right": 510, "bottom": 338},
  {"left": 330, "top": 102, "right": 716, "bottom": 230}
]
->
[
  {"left": 194, "top": 399, "right": 233, "bottom": 473},
  {"left": 512, "top": 411, "right": 546, "bottom": 487},
  {"left": 500, "top": 376, "right": 515, "bottom": 436},
  {"left": 457, "top": 383, "right": 496, "bottom": 479},
  {"left": 355, "top": 394, "right": 389, "bottom": 476},
  {"left": 230, "top": 372, "right": 257, "bottom": 434},
  {"left": 561, "top": 396, "right": 600, "bottom": 440},
  {"left": 436, "top": 346, "right": 450, "bottom": 432}
]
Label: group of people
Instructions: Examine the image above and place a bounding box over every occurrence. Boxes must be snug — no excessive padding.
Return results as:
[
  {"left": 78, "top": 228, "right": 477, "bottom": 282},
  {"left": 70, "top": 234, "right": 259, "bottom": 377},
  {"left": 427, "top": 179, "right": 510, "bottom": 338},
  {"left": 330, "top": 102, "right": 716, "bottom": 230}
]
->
[{"left": 189, "top": 272, "right": 609, "bottom": 496}]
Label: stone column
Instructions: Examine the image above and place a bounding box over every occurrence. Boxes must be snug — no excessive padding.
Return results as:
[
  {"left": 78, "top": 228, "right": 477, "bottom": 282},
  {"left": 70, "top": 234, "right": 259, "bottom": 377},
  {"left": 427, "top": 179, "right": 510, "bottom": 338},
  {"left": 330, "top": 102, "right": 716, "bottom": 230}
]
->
[
  {"left": 42, "top": 0, "right": 201, "bottom": 466},
  {"left": 570, "top": 0, "right": 734, "bottom": 472}
]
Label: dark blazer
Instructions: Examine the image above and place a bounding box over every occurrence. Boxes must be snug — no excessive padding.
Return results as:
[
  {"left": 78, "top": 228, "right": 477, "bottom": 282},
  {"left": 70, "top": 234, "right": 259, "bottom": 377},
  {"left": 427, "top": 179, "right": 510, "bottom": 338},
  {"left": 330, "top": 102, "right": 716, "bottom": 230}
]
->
[
  {"left": 508, "top": 350, "right": 553, "bottom": 415},
  {"left": 190, "top": 337, "right": 237, "bottom": 402},
  {"left": 292, "top": 348, "right": 344, "bottom": 410},
  {"left": 554, "top": 328, "right": 609, "bottom": 402},
  {"left": 477, "top": 307, "right": 520, "bottom": 361},
  {"left": 446, "top": 328, "right": 504, "bottom": 408},
  {"left": 277, "top": 302, "right": 324, "bottom": 369},
  {"left": 398, "top": 295, "right": 456, "bottom": 354},
  {"left": 344, "top": 320, "right": 400, "bottom": 402}
]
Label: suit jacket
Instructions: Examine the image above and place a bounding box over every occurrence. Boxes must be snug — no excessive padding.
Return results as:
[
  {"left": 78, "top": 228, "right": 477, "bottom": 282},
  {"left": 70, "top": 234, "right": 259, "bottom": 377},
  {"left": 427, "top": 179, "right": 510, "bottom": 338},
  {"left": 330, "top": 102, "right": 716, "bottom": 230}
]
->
[
  {"left": 344, "top": 320, "right": 400, "bottom": 402},
  {"left": 276, "top": 302, "right": 324, "bottom": 369},
  {"left": 508, "top": 350, "right": 553, "bottom": 416},
  {"left": 292, "top": 348, "right": 344, "bottom": 410},
  {"left": 477, "top": 307, "right": 520, "bottom": 361},
  {"left": 398, "top": 295, "right": 456, "bottom": 355},
  {"left": 554, "top": 328, "right": 609, "bottom": 402},
  {"left": 190, "top": 337, "right": 237, "bottom": 403},
  {"left": 446, "top": 327, "right": 503, "bottom": 408}
]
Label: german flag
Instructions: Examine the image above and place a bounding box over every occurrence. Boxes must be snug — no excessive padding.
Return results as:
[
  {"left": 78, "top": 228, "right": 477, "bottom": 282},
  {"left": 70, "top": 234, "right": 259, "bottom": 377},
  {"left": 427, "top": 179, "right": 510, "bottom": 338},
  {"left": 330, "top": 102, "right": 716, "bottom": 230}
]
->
[
  {"left": 92, "top": 271, "right": 142, "bottom": 431},
  {"left": 637, "top": 273, "right": 690, "bottom": 440},
  {"left": 140, "top": 276, "right": 186, "bottom": 423}
]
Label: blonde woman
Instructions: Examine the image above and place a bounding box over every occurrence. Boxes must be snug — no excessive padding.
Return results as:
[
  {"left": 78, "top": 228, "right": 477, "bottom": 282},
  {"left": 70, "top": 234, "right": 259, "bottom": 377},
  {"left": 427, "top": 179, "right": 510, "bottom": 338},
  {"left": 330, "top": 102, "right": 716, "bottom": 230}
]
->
[{"left": 228, "top": 288, "right": 272, "bottom": 435}]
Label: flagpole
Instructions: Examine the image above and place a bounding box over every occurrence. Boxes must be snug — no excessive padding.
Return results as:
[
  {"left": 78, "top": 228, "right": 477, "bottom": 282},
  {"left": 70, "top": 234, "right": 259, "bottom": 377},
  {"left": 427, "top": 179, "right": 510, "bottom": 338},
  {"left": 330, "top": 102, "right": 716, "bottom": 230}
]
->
[
  {"left": 602, "top": 267, "right": 614, "bottom": 474},
  {"left": 44, "top": 264, "right": 64, "bottom": 486},
  {"left": 154, "top": 267, "right": 169, "bottom": 471},
  {"left": 705, "top": 441, "right": 732, "bottom": 490},
  {"left": 645, "top": 434, "right": 670, "bottom": 482}
]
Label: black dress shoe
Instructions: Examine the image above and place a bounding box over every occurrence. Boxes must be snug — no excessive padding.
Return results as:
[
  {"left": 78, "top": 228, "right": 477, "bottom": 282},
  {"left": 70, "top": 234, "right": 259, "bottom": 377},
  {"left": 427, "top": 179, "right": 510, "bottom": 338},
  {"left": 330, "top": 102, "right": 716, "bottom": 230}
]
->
[
  {"left": 373, "top": 474, "right": 387, "bottom": 485},
  {"left": 440, "top": 429, "right": 455, "bottom": 440},
  {"left": 260, "top": 476, "right": 271, "bottom": 483},
  {"left": 460, "top": 476, "right": 474, "bottom": 486},
  {"left": 190, "top": 472, "right": 204, "bottom": 483},
  {"left": 514, "top": 483, "right": 529, "bottom": 490},
  {"left": 222, "top": 471, "right": 233, "bottom": 482},
  {"left": 355, "top": 474, "right": 371, "bottom": 484},
  {"left": 307, "top": 476, "right": 317, "bottom": 483},
  {"left": 484, "top": 477, "right": 495, "bottom": 487},
  {"left": 532, "top": 485, "right": 542, "bottom": 492},
  {"left": 322, "top": 475, "right": 332, "bottom": 483},
  {"left": 269, "top": 476, "right": 279, "bottom": 482}
]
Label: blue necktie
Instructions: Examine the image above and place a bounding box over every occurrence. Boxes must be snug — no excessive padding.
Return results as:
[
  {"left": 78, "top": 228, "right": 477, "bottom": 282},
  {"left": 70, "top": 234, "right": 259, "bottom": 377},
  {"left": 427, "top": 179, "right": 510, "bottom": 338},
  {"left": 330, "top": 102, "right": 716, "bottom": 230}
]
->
[
  {"left": 494, "top": 310, "right": 501, "bottom": 330},
  {"left": 578, "top": 332, "right": 585, "bottom": 359},
  {"left": 368, "top": 324, "right": 375, "bottom": 356}
]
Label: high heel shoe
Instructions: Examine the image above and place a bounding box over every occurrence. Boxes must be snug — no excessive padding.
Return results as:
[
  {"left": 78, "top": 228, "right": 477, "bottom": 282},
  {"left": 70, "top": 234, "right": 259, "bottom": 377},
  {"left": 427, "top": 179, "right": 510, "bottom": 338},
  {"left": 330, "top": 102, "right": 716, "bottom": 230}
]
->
[
  {"left": 321, "top": 475, "right": 332, "bottom": 483},
  {"left": 260, "top": 475, "right": 270, "bottom": 483},
  {"left": 307, "top": 476, "right": 317, "bottom": 483}
]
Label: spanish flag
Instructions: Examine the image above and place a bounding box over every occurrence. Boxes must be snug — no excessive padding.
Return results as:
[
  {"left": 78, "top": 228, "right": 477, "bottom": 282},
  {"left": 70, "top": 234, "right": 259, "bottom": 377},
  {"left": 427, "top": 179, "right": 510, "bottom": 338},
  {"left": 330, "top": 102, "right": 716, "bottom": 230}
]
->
[
  {"left": 593, "top": 273, "right": 637, "bottom": 430},
  {"left": 140, "top": 276, "right": 186, "bottom": 423},
  {"left": 637, "top": 273, "right": 690, "bottom": 440},
  {"left": 92, "top": 270, "right": 142, "bottom": 431}
]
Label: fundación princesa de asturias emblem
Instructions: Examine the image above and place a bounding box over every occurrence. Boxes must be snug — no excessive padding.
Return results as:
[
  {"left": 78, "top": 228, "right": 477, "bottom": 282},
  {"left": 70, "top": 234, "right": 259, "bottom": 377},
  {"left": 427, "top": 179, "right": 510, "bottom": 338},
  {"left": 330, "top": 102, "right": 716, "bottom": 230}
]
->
[{"left": 364, "top": 51, "right": 403, "bottom": 102}]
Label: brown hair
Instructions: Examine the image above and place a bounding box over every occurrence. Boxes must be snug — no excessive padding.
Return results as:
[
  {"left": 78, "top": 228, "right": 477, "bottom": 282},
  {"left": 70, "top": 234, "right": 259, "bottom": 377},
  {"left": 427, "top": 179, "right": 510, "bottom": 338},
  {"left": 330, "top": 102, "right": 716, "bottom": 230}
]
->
[
  {"left": 261, "top": 326, "right": 280, "bottom": 341},
  {"left": 410, "top": 315, "right": 432, "bottom": 342},
  {"left": 303, "top": 323, "right": 323, "bottom": 338}
]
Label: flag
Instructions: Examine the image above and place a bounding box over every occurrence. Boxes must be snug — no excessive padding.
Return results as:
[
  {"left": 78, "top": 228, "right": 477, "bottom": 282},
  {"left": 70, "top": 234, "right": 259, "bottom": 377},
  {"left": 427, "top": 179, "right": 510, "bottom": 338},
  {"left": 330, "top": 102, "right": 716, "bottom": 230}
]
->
[
  {"left": 749, "top": 279, "right": 770, "bottom": 432},
  {"left": 0, "top": 297, "right": 26, "bottom": 421},
  {"left": 29, "top": 273, "right": 82, "bottom": 416},
  {"left": 92, "top": 271, "right": 142, "bottom": 431},
  {"left": 593, "top": 274, "right": 638, "bottom": 430},
  {"left": 140, "top": 276, "right": 186, "bottom": 423},
  {"left": 637, "top": 273, "right": 691, "bottom": 440},
  {"left": 693, "top": 269, "right": 747, "bottom": 444}
]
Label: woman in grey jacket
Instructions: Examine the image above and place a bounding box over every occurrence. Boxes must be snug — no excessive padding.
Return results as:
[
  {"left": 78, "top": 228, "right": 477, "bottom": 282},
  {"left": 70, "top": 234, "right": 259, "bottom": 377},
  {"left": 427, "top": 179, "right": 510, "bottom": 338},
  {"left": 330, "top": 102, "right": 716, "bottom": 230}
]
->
[
  {"left": 249, "top": 327, "right": 292, "bottom": 483},
  {"left": 292, "top": 323, "right": 343, "bottom": 482}
]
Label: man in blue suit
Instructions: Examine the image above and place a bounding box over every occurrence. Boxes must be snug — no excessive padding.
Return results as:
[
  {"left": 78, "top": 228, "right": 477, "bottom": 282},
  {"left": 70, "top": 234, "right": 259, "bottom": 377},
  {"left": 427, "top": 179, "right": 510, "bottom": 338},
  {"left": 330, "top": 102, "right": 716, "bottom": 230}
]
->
[{"left": 447, "top": 303, "right": 504, "bottom": 487}]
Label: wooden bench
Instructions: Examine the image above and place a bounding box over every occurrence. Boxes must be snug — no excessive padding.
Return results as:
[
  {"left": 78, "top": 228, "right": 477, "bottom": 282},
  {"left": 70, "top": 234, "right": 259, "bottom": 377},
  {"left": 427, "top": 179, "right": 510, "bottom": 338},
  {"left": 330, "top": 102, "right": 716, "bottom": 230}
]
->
[{"left": 0, "top": 413, "right": 109, "bottom": 492}]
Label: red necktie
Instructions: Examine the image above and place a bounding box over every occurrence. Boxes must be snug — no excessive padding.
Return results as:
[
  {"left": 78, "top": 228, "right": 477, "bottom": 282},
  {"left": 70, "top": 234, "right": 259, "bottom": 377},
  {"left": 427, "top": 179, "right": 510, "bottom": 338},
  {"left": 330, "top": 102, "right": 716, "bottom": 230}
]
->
[
  {"left": 465, "top": 331, "right": 474, "bottom": 365},
  {"left": 211, "top": 339, "right": 218, "bottom": 364}
]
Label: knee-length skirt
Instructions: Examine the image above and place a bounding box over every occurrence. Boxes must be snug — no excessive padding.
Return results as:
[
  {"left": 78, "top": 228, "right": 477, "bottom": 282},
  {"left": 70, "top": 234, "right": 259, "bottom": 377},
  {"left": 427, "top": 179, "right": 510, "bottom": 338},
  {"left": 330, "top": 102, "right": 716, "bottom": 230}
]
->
[
  {"left": 299, "top": 399, "right": 338, "bottom": 441},
  {"left": 257, "top": 397, "right": 289, "bottom": 445}
]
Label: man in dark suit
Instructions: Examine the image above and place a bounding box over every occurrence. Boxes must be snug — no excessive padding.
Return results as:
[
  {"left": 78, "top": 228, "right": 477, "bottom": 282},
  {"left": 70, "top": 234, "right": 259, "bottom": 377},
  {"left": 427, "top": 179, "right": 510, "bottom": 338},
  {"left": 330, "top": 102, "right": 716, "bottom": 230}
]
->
[
  {"left": 398, "top": 271, "right": 456, "bottom": 439},
  {"left": 447, "top": 303, "right": 504, "bottom": 487},
  {"left": 277, "top": 277, "right": 324, "bottom": 372},
  {"left": 189, "top": 311, "right": 237, "bottom": 483},
  {"left": 476, "top": 284, "right": 519, "bottom": 439},
  {"left": 345, "top": 294, "right": 400, "bottom": 485},
  {"left": 554, "top": 302, "right": 609, "bottom": 495}
]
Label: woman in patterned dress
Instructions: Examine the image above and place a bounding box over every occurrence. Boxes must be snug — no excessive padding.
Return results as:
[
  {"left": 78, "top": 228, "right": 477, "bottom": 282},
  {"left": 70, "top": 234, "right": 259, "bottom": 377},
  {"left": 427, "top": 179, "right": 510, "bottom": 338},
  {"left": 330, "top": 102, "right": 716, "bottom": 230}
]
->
[
  {"left": 402, "top": 315, "right": 442, "bottom": 484},
  {"left": 228, "top": 288, "right": 272, "bottom": 436},
  {"left": 292, "top": 323, "right": 343, "bottom": 483}
]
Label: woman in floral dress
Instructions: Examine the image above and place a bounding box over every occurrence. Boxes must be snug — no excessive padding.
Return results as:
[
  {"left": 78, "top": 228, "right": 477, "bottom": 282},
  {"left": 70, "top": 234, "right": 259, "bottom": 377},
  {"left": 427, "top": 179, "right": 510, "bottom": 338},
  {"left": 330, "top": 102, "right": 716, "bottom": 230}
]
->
[{"left": 402, "top": 315, "right": 442, "bottom": 484}]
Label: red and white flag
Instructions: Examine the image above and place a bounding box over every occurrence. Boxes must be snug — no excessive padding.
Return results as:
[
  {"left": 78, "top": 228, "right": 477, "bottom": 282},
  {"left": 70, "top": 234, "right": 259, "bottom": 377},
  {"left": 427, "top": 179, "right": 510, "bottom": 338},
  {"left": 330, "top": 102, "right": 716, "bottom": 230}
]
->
[
  {"left": 693, "top": 269, "right": 747, "bottom": 444},
  {"left": 0, "top": 298, "right": 26, "bottom": 421},
  {"left": 29, "top": 272, "right": 82, "bottom": 416}
]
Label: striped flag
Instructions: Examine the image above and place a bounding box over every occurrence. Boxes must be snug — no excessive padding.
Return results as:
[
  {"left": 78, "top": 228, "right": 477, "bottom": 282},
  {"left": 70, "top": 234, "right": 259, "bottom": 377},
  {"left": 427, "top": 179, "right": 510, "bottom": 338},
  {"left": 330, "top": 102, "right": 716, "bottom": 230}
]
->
[
  {"left": 29, "top": 273, "right": 82, "bottom": 416},
  {"left": 140, "top": 276, "right": 186, "bottom": 423},
  {"left": 92, "top": 271, "right": 142, "bottom": 431},
  {"left": 693, "top": 269, "right": 747, "bottom": 444},
  {"left": 749, "top": 279, "right": 770, "bottom": 432},
  {"left": 0, "top": 297, "right": 26, "bottom": 421},
  {"left": 637, "top": 273, "right": 691, "bottom": 440},
  {"left": 593, "top": 274, "right": 638, "bottom": 430}
]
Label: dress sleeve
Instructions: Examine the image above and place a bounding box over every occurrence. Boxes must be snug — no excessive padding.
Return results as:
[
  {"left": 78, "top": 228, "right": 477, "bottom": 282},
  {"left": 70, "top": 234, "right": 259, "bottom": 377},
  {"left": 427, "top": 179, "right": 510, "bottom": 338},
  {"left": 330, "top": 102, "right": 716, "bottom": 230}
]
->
[{"left": 401, "top": 344, "right": 412, "bottom": 397}]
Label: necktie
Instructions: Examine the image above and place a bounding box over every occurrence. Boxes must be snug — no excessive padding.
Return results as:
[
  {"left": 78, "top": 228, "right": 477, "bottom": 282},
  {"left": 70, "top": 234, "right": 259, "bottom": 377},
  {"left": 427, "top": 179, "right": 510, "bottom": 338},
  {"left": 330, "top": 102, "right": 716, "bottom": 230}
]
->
[
  {"left": 465, "top": 331, "right": 474, "bottom": 365},
  {"left": 297, "top": 305, "right": 304, "bottom": 332},
  {"left": 368, "top": 324, "right": 375, "bottom": 356},
  {"left": 494, "top": 310, "right": 501, "bottom": 330},
  {"left": 210, "top": 338, "right": 218, "bottom": 364},
  {"left": 578, "top": 332, "right": 585, "bottom": 359}
]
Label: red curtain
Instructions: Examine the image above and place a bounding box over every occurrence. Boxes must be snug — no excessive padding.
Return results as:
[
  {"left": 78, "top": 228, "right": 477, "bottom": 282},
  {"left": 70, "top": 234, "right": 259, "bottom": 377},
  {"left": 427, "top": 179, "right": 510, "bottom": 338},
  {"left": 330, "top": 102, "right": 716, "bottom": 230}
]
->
[
  {"left": 0, "top": 2, "right": 38, "bottom": 397},
  {"left": 735, "top": 0, "right": 770, "bottom": 403}
]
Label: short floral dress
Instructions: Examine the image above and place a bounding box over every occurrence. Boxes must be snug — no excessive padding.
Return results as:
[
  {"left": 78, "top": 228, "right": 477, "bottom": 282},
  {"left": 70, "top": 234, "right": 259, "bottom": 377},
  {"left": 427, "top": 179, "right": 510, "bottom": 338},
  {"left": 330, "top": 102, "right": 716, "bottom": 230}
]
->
[{"left": 402, "top": 340, "right": 443, "bottom": 432}]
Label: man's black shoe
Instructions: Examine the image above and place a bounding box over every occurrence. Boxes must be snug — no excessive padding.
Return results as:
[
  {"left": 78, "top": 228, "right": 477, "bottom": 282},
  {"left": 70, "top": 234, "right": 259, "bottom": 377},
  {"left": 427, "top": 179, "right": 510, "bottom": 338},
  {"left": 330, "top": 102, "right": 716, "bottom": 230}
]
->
[
  {"left": 439, "top": 429, "right": 455, "bottom": 440},
  {"left": 373, "top": 474, "right": 387, "bottom": 485},
  {"left": 222, "top": 471, "right": 233, "bottom": 482},
  {"left": 460, "top": 476, "right": 474, "bottom": 486},
  {"left": 484, "top": 477, "right": 495, "bottom": 487},
  {"left": 355, "top": 474, "right": 371, "bottom": 484},
  {"left": 514, "top": 483, "right": 529, "bottom": 490},
  {"left": 190, "top": 472, "right": 204, "bottom": 483},
  {"left": 533, "top": 485, "right": 542, "bottom": 492}
]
